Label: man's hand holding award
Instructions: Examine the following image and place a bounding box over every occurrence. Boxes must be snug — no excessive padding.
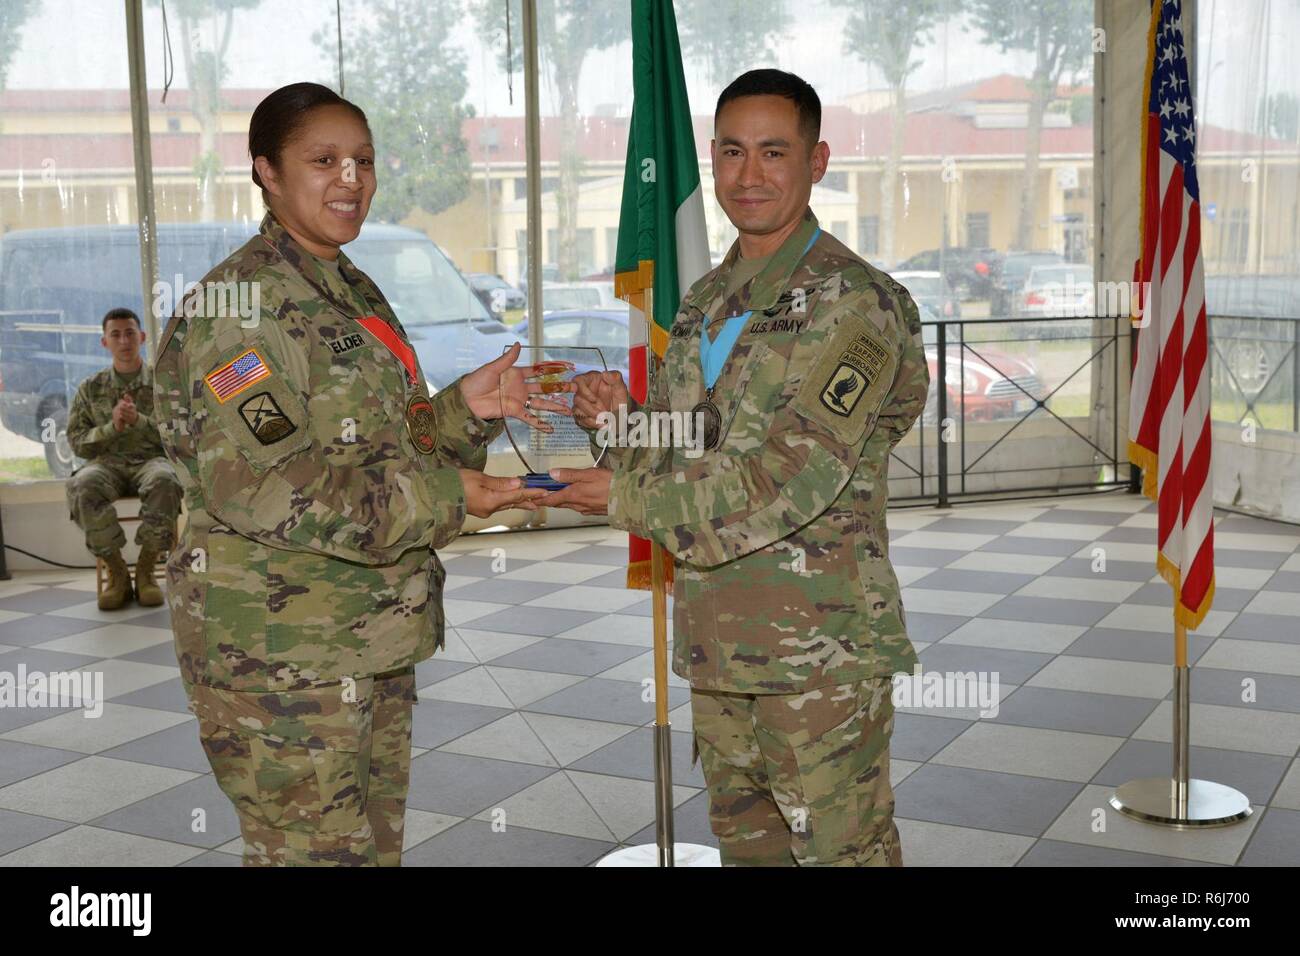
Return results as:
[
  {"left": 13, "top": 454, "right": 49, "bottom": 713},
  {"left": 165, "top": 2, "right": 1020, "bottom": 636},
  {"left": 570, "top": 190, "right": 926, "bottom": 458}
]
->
[
  {"left": 498, "top": 345, "right": 612, "bottom": 492},
  {"left": 537, "top": 369, "right": 628, "bottom": 514}
]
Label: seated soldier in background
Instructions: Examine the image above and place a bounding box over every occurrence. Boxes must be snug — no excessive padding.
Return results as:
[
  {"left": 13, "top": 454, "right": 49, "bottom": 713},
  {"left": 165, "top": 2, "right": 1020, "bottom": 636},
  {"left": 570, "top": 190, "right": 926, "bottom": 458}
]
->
[{"left": 66, "top": 307, "right": 182, "bottom": 610}]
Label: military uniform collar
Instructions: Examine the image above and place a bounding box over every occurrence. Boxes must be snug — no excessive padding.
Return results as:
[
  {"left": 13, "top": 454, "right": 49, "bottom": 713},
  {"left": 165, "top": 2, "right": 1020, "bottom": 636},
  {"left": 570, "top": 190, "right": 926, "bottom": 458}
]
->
[
  {"left": 684, "top": 206, "right": 822, "bottom": 313},
  {"left": 257, "top": 212, "right": 372, "bottom": 317},
  {"left": 108, "top": 362, "right": 149, "bottom": 388}
]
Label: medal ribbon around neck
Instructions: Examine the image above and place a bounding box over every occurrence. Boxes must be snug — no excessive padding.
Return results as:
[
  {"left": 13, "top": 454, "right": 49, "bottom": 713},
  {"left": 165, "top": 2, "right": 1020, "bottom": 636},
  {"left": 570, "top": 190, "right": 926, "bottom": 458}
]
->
[
  {"left": 355, "top": 315, "right": 435, "bottom": 453},
  {"left": 693, "top": 227, "right": 821, "bottom": 452},
  {"left": 356, "top": 315, "right": 418, "bottom": 386},
  {"left": 698, "top": 310, "right": 751, "bottom": 390},
  {"left": 697, "top": 226, "right": 822, "bottom": 391}
]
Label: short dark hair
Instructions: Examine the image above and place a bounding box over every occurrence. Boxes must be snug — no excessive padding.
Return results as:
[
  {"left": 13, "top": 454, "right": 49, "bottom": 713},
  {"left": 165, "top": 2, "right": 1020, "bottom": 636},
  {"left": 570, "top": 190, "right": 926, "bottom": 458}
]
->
[
  {"left": 715, "top": 69, "right": 821, "bottom": 150},
  {"left": 248, "top": 82, "right": 371, "bottom": 204},
  {"left": 102, "top": 307, "right": 141, "bottom": 333}
]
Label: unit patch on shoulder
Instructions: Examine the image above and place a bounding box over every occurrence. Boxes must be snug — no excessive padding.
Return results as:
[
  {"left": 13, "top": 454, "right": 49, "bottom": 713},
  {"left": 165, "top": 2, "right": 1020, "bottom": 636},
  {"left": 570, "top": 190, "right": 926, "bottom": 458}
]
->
[
  {"left": 790, "top": 313, "right": 898, "bottom": 446},
  {"left": 238, "top": 391, "right": 297, "bottom": 445},
  {"left": 820, "top": 330, "right": 889, "bottom": 417},
  {"left": 821, "top": 363, "right": 867, "bottom": 417}
]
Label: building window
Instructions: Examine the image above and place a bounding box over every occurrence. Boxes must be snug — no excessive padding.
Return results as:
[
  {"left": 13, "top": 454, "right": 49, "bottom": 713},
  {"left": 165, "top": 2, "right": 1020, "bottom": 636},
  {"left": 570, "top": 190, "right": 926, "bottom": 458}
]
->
[
  {"left": 858, "top": 215, "right": 879, "bottom": 255},
  {"left": 605, "top": 227, "right": 619, "bottom": 272},
  {"left": 545, "top": 227, "right": 597, "bottom": 277},
  {"left": 966, "top": 212, "right": 990, "bottom": 248},
  {"left": 822, "top": 171, "right": 848, "bottom": 192},
  {"left": 577, "top": 228, "right": 595, "bottom": 276},
  {"left": 1225, "top": 208, "right": 1250, "bottom": 266},
  {"left": 514, "top": 177, "right": 559, "bottom": 200}
]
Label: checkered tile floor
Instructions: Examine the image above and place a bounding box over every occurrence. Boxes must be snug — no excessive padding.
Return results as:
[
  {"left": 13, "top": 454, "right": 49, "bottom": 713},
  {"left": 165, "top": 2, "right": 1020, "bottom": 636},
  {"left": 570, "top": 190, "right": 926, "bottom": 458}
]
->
[{"left": 1, "top": 491, "right": 1298, "bottom": 866}]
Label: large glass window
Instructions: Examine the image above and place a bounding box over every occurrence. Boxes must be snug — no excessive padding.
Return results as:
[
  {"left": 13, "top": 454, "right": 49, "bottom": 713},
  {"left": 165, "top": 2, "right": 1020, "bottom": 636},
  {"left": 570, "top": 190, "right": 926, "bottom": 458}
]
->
[
  {"left": 0, "top": 2, "right": 134, "bottom": 480},
  {"left": 144, "top": 0, "right": 507, "bottom": 397},
  {"left": 1, "top": 0, "right": 1124, "bottom": 506},
  {"left": 1198, "top": 0, "right": 1300, "bottom": 521},
  {"left": 480, "top": 1, "right": 633, "bottom": 303},
  {"left": 685, "top": 0, "right": 1101, "bottom": 500}
]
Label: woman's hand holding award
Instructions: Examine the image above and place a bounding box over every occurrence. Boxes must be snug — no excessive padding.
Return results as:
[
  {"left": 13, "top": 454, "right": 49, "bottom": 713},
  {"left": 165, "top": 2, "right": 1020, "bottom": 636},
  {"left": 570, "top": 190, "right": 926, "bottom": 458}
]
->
[{"left": 499, "top": 345, "right": 610, "bottom": 490}]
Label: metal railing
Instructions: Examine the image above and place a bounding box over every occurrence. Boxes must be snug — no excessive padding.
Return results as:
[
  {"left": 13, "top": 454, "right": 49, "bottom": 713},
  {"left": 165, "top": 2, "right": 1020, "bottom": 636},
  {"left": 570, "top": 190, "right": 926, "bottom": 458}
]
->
[
  {"left": 1206, "top": 314, "right": 1300, "bottom": 433},
  {"left": 889, "top": 313, "right": 1132, "bottom": 506}
]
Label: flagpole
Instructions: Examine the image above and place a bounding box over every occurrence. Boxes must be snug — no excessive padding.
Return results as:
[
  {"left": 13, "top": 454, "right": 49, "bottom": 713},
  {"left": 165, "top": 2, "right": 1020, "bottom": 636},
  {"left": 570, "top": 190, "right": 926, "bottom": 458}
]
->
[
  {"left": 650, "top": 541, "right": 675, "bottom": 867},
  {"left": 1108, "top": 611, "right": 1251, "bottom": 828},
  {"left": 594, "top": 301, "right": 716, "bottom": 869},
  {"left": 1110, "top": 0, "right": 1251, "bottom": 834},
  {"left": 1173, "top": 620, "right": 1190, "bottom": 816},
  {"left": 593, "top": 0, "right": 717, "bottom": 867}
]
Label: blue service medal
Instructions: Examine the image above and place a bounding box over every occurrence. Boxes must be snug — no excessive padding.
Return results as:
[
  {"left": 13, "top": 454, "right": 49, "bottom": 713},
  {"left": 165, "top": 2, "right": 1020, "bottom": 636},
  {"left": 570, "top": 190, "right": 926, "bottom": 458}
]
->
[{"left": 499, "top": 344, "right": 610, "bottom": 490}]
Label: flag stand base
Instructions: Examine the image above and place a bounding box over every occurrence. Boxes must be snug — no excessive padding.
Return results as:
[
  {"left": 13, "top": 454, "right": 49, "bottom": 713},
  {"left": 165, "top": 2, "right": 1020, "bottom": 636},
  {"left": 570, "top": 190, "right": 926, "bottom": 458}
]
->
[
  {"left": 594, "top": 721, "right": 721, "bottom": 866},
  {"left": 1109, "top": 664, "right": 1252, "bottom": 829},
  {"left": 1109, "top": 777, "right": 1252, "bottom": 829},
  {"left": 596, "top": 843, "right": 721, "bottom": 866}
]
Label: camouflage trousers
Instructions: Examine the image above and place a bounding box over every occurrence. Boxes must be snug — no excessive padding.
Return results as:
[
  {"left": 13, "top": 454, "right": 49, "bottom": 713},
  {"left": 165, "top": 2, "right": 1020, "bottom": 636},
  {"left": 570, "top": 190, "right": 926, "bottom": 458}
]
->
[
  {"left": 691, "top": 676, "right": 902, "bottom": 867},
  {"left": 66, "top": 458, "right": 181, "bottom": 558},
  {"left": 189, "top": 667, "right": 417, "bottom": 867}
]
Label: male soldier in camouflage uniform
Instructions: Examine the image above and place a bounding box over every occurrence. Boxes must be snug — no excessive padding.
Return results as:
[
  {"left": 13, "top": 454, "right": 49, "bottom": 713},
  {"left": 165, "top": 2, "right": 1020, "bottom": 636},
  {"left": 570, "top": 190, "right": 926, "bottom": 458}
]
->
[
  {"left": 66, "top": 307, "right": 181, "bottom": 610},
  {"left": 544, "top": 69, "right": 929, "bottom": 866}
]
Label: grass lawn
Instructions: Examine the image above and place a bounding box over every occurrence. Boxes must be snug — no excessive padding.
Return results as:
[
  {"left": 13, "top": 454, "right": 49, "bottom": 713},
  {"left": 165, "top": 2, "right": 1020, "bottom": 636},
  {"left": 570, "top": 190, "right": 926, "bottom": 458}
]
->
[{"left": 0, "top": 457, "right": 53, "bottom": 482}]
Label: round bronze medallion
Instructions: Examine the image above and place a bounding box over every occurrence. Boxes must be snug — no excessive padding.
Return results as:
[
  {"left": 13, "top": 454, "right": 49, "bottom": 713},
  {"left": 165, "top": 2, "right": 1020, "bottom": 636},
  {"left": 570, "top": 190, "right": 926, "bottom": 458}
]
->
[
  {"left": 692, "top": 399, "right": 722, "bottom": 451},
  {"left": 405, "top": 394, "right": 438, "bottom": 455}
]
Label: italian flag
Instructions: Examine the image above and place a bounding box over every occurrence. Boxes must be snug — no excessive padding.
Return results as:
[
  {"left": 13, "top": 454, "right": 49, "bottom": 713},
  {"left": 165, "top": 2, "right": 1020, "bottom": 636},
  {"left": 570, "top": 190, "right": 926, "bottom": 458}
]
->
[{"left": 615, "top": 0, "right": 711, "bottom": 589}]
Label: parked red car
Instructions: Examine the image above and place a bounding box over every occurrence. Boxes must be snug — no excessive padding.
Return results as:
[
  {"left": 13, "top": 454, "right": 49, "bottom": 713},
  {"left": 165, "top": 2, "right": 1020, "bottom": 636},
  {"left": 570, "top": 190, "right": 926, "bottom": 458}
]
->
[{"left": 918, "top": 319, "right": 1044, "bottom": 424}]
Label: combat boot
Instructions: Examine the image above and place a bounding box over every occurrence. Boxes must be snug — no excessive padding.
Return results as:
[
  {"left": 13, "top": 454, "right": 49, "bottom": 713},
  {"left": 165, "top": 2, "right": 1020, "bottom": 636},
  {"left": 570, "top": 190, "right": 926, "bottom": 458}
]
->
[
  {"left": 134, "top": 547, "right": 164, "bottom": 607},
  {"left": 99, "top": 551, "right": 132, "bottom": 611}
]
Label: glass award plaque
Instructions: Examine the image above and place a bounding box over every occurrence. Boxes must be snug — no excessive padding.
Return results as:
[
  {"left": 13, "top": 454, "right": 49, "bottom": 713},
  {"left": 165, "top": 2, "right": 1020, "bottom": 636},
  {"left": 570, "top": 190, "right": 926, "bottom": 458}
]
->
[{"left": 500, "top": 344, "right": 610, "bottom": 490}]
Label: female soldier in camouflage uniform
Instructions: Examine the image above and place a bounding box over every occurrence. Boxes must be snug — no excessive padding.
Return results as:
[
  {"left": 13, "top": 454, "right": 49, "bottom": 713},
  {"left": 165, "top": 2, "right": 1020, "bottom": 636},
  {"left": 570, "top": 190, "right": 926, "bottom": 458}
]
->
[{"left": 153, "top": 83, "right": 564, "bottom": 866}]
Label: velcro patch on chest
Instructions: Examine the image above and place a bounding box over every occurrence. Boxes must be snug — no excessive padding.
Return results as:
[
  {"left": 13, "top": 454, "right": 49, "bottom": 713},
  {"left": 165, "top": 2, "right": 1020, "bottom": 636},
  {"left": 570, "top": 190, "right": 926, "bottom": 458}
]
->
[
  {"left": 327, "top": 332, "right": 366, "bottom": 355},
  {"left": 746, "top": 316, "right": 808, "bottom": 336},
  {"left": 791, "top": 313, "right": 897, "bottom": 446}
]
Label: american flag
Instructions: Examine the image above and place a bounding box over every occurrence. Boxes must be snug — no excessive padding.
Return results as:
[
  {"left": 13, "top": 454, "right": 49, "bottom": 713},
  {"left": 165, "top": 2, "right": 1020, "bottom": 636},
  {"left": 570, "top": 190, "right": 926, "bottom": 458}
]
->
[
  {"left": 1128, "top": 0, "right": 1215, "bottom": 629},
  {"left": 205, "top": 349, "right": 271, "bottom": 403}
]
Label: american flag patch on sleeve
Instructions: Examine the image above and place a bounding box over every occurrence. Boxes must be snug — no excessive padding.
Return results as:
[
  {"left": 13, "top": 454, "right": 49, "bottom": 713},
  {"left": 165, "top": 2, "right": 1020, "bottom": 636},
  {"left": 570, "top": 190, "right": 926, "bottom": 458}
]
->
[{"left": 205, "top": 348, "right": 272, "bottom": 403}]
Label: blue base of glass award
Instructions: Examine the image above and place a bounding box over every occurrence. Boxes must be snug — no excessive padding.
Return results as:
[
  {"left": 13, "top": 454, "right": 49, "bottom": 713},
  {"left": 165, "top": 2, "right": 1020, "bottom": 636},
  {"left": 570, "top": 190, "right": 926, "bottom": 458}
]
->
[{"left": 523, "top": 473, "right": 568, "bottom": 491}]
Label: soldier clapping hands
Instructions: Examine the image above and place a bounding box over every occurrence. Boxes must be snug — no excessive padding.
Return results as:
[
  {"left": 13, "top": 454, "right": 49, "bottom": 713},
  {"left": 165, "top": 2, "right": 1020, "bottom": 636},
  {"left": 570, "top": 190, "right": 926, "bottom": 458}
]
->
[{"left": 111, "top": 393, "right": 138, "bottom": 432}]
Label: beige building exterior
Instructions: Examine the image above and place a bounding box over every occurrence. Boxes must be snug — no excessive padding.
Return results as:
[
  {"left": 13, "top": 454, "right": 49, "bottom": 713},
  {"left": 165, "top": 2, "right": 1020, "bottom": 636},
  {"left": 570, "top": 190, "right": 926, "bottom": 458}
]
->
[{"left": 2, "top": 75, "right": 1295, "bottom": 287}]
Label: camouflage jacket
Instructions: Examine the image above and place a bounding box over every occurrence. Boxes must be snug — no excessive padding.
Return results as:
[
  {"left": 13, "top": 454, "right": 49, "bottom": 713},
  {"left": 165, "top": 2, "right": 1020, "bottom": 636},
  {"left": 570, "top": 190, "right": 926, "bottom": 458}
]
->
[
  {"left": 606, "top": 208, "right": 929, "bottom": 693},
  {"left": 67, "top": 364, "right": 166, "bottom": 467},
  {"left": 153, "top": 213, "right": 502, "bottom": 695}
]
